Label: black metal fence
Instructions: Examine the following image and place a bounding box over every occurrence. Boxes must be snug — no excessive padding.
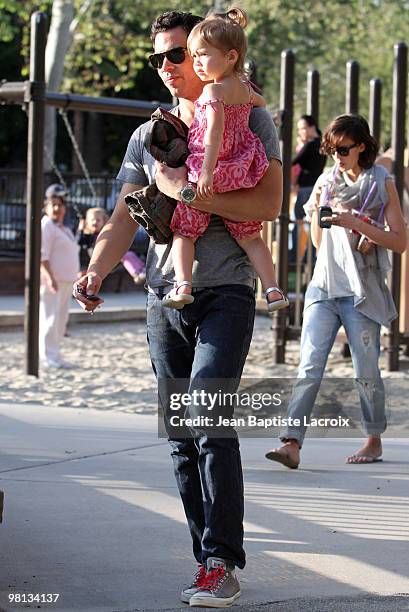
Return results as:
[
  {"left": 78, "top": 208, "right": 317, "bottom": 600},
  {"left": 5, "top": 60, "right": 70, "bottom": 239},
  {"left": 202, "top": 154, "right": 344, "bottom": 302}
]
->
[
  {"left": 0, "top": 11, "right": 407, "bottom": 375},
  {"left": 0, "top": 169, "right": 120, "bottom": 256}
]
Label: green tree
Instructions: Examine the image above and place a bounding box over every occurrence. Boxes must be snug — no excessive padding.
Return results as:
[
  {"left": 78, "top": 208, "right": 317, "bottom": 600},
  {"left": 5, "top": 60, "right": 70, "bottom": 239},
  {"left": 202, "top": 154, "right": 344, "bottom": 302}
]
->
[
  {"left": 1, "top": 0, "right": 408, "bottom": 167},
  {"left": 242, "top": 0, "right": 409, "bottom": 145}
]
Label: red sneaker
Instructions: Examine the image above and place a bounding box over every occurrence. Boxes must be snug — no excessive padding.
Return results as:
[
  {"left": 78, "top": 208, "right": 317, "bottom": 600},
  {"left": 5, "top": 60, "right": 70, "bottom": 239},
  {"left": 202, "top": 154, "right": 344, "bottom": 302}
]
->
[{"left": 180, "top": 564, "right": 207, "bottom": 604}]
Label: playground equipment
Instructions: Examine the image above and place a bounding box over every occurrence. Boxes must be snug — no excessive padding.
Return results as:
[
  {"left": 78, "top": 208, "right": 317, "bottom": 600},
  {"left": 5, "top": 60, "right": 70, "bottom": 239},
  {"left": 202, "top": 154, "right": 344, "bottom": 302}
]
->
[
  {"left": 0, "top": 13, "right": 170, "bottom": 377},
  {"left": 0, "top": 12, "right": 408, "bottom": 375}
]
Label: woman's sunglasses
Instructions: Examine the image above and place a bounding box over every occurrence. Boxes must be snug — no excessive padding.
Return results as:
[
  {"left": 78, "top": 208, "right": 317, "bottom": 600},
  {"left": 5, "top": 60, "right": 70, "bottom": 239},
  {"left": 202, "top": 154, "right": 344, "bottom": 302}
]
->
[
  {"left": 148, "top": 47, "right": 187, "bottom": 70},
  {"left": 330, "top": 143, "right": 359, "bottom": 157}
]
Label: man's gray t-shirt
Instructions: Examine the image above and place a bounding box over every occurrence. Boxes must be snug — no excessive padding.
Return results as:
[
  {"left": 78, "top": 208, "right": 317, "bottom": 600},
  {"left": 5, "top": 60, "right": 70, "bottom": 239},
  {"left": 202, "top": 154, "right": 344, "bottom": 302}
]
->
[{"left": 117, "top": 107, "right": 281, "bottom": 289}]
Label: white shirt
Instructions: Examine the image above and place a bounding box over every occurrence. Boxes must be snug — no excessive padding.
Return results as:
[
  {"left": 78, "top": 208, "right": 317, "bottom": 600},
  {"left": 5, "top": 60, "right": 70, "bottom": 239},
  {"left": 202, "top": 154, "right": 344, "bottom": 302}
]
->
[{"left": 41, "top": 216, "right": 79, "bottom": 283}]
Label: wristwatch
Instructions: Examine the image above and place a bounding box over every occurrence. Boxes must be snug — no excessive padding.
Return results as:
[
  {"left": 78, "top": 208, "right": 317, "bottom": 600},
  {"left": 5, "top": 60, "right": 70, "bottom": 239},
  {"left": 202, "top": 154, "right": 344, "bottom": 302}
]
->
[{"left": 179, "top": 182, "right": 197, "bottom": 205}]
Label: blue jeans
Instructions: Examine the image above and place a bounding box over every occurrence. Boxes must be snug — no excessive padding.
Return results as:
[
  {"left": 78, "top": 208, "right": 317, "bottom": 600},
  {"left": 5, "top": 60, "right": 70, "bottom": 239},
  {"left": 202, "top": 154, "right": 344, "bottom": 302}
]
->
[
  {"left": 147, "top": 284, "right": 255, "bottom": 569},
  {"left": 280, "top": 296, "right": 387, "bottom": 446}
]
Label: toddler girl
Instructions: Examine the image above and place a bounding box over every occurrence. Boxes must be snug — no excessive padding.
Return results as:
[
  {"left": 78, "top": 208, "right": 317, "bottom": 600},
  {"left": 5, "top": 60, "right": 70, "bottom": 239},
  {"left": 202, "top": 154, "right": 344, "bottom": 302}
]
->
[{"left": 163, "top": 8, "right": 288, "bottom": 312}]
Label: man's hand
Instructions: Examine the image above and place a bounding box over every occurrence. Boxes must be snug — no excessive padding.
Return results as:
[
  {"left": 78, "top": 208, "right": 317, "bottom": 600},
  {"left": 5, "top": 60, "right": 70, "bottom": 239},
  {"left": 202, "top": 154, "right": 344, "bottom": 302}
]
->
[
  {"left": 73, "top": 271, "right": 104, "bottom": 313},
  {"left": 155, "top": 162, "right": 187, "bottom": 200}
]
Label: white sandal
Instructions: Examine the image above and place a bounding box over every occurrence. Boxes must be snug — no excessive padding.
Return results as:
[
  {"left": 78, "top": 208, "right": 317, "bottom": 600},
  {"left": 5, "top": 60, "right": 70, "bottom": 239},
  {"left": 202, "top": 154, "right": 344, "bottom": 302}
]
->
[
  {"left": 265, "top": 286, "right": 289, "bottom": 313},
  {"left": 162, "top": 281, "right": 195, "bottom": 310}
]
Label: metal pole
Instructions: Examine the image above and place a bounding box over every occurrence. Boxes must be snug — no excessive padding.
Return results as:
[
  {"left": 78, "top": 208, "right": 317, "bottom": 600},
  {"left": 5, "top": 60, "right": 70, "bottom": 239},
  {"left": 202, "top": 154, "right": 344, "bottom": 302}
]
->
[
  {"left": 346, "top": 60, "right": 360, "bottom": 114},
  {"left": 272, "top": 49, "right": 294, "bottom": 364},
  {"left": 0, "top": 85, "right": 172, "bottom": 117},
  {"left": 25, "top": 12, "right": 47, "bottom": 377},
  {"left": 388, "top": 42, "right": 407, "bottom": 371},
  {"left": 369, "top": 78, "right": 382, "bottom": 144},
  {"left": 307, "top": 69, "right": 319, "bottom": 122}
]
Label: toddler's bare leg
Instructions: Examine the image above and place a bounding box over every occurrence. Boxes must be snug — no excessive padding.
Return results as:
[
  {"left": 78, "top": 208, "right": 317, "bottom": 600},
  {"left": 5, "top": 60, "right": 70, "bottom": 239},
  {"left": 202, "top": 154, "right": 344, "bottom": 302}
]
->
[
  {"left": 237, "top": 234, "right": 282, "bottom": 303},
  {"left": 172, "top": 233, "right": 195, "bottom": 295}
]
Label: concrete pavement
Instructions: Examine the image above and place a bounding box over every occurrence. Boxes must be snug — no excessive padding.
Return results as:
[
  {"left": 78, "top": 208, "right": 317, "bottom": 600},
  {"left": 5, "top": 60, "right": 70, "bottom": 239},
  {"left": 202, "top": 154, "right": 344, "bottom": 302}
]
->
[
  {"left": 0, "top": 292, "right": 147, "bottom": 328},
  {"left": 0, "top": 402, "right": 408, "bottom": 611},
  {"left": 0, "top": 291, "right": 271, "bottom": 329}
]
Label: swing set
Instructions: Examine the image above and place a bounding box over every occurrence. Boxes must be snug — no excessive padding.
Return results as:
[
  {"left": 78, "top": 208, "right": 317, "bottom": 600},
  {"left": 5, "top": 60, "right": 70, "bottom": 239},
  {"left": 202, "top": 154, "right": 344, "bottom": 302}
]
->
[
  {"left": 0, "top": 12, "right": 170, "bottom": 376},
  {"left": 1, "top": 12, "right": 408, "bottom": 377}
]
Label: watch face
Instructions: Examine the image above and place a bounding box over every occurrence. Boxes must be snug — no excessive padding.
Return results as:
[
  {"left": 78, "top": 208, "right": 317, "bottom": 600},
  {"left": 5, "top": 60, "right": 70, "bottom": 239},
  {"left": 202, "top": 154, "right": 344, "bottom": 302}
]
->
[{"left": 181, "top": 186, "right": 196, "bottom": 203}]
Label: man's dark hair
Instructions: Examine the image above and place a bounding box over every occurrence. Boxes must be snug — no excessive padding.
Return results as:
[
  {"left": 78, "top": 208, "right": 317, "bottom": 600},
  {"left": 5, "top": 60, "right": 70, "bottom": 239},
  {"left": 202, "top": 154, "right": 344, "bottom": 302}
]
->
[{"left": 150, "top": 11, "right": 203, "bottom": 43}]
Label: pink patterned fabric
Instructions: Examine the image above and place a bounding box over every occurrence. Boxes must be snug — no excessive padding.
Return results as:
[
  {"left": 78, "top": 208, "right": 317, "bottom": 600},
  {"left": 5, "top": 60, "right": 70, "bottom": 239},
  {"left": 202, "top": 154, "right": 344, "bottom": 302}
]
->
[
  {"left": 170, "top": 97, "right": 269, "bottom": 241},
  {"left": 171, "top": 204, "right": 262, "bottom": 240}
]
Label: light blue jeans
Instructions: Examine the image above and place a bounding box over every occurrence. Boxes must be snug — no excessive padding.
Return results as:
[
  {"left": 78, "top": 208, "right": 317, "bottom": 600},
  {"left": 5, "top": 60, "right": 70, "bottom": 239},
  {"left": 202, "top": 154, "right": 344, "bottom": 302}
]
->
[{"left": 280, "top": 296, "right": 387, "bottom": 446}]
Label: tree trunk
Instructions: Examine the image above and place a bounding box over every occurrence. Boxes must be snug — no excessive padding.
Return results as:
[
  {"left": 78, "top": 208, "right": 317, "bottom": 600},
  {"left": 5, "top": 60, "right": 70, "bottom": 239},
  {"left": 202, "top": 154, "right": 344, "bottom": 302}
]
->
[{"left": 44, "top": 0, "right": 74, "bottom": 172}]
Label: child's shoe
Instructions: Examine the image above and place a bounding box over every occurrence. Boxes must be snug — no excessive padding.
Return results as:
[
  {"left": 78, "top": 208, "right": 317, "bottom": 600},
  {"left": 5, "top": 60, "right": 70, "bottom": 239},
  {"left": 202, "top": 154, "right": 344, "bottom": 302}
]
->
[
  {"left": 265, "top": 286, "right": 289, "bottom": 313},
  {"left": 162, "top": 281, "right": 194, "bottom": 310}
]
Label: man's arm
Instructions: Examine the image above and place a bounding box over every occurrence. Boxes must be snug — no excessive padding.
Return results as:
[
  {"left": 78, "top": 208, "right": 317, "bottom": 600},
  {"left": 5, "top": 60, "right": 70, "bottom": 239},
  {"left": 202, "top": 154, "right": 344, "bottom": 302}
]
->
[
  {"left": 155, "top": 158, "right": 282, "bottom": 222},
  {"left": 87, "top": 183, "right": 140, "bottom": 280},
  {"left": 74, "top": 183, "right": 141, "bottom": 308}
]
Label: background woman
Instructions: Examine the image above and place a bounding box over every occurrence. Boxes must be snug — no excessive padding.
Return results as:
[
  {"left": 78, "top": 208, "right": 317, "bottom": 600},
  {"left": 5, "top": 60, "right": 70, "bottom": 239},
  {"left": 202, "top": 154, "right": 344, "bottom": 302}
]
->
[
  {"left": 290, "top": 114, "right": 326, "bottom": 261},
  {"left": 266, "top": 114, "right": 407, "bottom": 468}
]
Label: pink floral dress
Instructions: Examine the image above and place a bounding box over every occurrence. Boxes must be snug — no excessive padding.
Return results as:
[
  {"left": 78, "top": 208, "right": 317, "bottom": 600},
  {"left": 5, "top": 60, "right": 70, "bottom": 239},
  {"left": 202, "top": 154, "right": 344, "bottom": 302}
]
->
[{"left": 170, "top": 95, "right": 270, "bottom": 241}]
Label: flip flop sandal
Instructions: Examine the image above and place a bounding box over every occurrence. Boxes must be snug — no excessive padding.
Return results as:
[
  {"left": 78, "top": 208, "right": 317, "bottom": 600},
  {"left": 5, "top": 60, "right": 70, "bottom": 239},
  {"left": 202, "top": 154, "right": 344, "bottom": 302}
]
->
[
  {"left": 162, "top": 281, "right": 195, "bottom": 310},
  {"left": 346, "top": 455, "right": 383, "bottom": 464},
  {"left": 265, "top": 287, "right": 290, "bottom": 313},
  {"left": 265, "top": 448, "right": 299, "bottom": 469}
]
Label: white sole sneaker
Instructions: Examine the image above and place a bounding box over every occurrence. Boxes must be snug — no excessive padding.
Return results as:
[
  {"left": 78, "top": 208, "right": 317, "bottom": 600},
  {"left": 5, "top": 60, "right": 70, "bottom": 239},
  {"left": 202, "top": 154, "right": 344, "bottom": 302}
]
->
[
  {"left": 189, "top": 589, "right": 241, "bottom": 607},
  {"left": 181, "top": 590, "right": 198, "bottom": 604}
]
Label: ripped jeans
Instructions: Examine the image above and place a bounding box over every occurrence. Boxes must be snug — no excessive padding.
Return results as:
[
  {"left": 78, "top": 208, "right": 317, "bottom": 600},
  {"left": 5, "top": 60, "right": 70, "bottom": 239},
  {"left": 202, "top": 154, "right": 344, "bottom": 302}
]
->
[{"left": 280, "top": 296, "right": 387, "bottom": 446}]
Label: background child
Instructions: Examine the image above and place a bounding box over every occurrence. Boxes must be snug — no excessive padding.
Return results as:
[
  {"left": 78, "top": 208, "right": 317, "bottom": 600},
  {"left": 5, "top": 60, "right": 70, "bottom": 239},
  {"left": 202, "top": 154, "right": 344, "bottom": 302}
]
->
[
  {"left": 40, "top": 184, "right": 79, "bottom": 368},
  {"left": 163, "top": 8, "right": 288, "bottom": 313},
  {"left": 77, "top": 207, "right": 146, "bottom": 284}
]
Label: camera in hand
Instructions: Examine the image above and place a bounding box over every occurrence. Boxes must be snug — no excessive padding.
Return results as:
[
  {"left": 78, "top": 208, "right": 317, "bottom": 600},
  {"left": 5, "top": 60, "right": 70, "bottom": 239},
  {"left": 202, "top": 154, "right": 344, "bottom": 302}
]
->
[
  {"left": 75, "top": 284, "right": 100, "bottom": 301},
  {"left": 319, "top": 206, "right": 333, "bottom": 229}
]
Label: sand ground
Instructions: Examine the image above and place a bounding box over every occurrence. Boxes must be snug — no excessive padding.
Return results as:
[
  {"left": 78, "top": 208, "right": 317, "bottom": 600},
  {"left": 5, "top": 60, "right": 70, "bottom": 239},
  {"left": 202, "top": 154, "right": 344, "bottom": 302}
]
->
[{"left": 1, "top": 315, "right": 407, "bottom": 415}]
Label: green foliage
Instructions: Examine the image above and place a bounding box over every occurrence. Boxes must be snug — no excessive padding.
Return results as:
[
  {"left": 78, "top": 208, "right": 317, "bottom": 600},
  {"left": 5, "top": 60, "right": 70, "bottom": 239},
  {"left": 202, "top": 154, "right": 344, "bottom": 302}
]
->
[
  {"left": 242, "top": 0, "right": 409, "bottom": 145},
  {"left": 1, "top": 0, "right": 408, "bottom": 166},
  {"left": 64, "top": 0, "right": 211, "bottom": 97},
  {"left": 0, "top": 0, "right": 52, "bottom": 76}
]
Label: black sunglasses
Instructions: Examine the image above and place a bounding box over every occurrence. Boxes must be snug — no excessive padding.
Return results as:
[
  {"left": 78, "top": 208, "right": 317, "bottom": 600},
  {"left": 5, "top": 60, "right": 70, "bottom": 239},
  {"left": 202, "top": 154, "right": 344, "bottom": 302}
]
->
[
  {"left": 148, "top": 46, "right": 187, "bottom": 70},
  {"left": 330, "top": 143, "right": 359, "bottom": 157}
]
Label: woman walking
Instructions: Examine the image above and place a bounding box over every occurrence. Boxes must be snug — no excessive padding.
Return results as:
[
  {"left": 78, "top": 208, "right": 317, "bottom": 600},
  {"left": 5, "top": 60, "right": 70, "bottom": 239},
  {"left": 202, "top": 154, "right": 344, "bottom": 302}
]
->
[{"left": 266, "top": 114, "right": 406, "bottom": 468}]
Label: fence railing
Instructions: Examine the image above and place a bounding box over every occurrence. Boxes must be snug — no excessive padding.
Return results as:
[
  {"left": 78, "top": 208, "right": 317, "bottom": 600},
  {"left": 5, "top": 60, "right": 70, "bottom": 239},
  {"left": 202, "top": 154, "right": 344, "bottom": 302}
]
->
[
  {"left": 0, "top": 11, "right": 408, "bottom": 374},
  {"left": 0, "top": 170, "right": 120, "bottom": 256}
]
